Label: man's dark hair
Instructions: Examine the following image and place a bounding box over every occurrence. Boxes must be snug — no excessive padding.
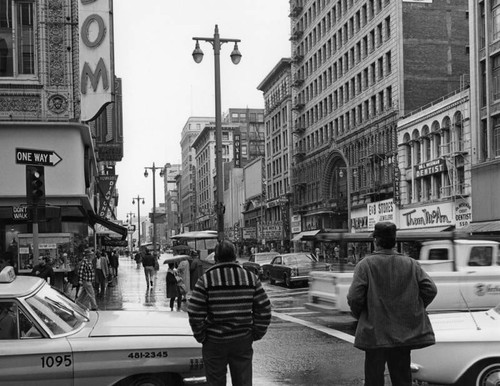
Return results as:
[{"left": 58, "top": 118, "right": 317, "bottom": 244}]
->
[
  {"left": 214, "top": 240, "right": 237, "bottom": 263},
  {"left": 376, "top": 236, "right": 396, "bottom": 249}
]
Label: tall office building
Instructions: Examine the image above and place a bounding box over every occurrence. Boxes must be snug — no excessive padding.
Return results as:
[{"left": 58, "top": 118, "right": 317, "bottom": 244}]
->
[
  {"left": 468, "top": 0, "right": 500, "bottom": 231},
  {"left": 289, "top": 0, "right": 469, "bottom": 233}
]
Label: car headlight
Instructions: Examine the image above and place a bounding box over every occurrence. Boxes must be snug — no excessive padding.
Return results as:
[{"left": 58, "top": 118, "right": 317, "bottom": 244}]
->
[{"left": 291, "top": 268, "right": 297, "bottom": 277}]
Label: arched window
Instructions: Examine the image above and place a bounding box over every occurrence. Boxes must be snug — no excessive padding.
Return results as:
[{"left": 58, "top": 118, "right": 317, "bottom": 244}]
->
[
  {"left": 454, "top": 111, "right": 464, "bottom": 152},
  {"left": 403, "top": 133, "right": 412, "bottom": 167},
  {"left": 421, "top": 125, "right": 431, "bottom": 161},
  {"left": 412, "top": 129, "right": 421, "bottom": 164}
]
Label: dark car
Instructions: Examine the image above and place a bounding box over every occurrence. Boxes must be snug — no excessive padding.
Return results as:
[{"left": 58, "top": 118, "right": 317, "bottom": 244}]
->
[
  {"left": 262, "top": 253, "right": 330, "bottom": 287},
  {"left": 242, "top": 252, "right": 280, "bottom": 278}
]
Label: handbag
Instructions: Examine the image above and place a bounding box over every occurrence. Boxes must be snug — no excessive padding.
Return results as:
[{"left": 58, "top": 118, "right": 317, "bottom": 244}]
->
[{"left": 175, "top": 275, "right": 186, "bottom": 294}]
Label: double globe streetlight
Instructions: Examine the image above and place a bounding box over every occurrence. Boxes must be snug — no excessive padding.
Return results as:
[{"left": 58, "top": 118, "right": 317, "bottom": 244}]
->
[
  {"left": 144, "top": 163, "right": 164, "bottom": 254},
  {"left": 192, "top": 25, "right": 241, "bottom": 241}
]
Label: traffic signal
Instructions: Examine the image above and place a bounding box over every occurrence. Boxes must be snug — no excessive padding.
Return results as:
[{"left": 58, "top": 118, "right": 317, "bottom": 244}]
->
[{"left": 26, "top": 165, "right": 45, "bottom": 205}]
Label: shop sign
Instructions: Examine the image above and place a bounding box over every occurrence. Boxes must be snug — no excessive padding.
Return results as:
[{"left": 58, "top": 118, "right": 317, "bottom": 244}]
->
[
  {"left": 243, "top": 227, "right": 257, "bottom": 240},
  {"left": 79, "top": 0, "right": 113, "bottom": 121},
  {"left": 367, "top": 199, "right": 396, "bottom": 230},
  {"left": 234, "top": 133, "right": 241, "bottom": 168},
  {"left": 455, "top": 199, "right": 472, "bottom": 229},
  {"left": 399, "top": 202, "right": 454, "bottom": 230},
  {"left": 291, "top": 215, "right": 301, "bottom": 234},
  {"left": 414, "top": 159, "right": 446, "bottom": 178}
]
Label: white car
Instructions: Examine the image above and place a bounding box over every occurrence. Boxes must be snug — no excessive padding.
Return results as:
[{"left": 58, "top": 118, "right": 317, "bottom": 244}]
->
[
  {"left": 0, "top": 266, "right": 206, "bottom": 386},
  {"left": 411, "top": 304, "right": 500, "bottom": 385}
]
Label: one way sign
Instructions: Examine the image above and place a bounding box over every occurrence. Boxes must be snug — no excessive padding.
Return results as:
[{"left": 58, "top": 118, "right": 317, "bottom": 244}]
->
[{"left": 16, "top": 148, "right": 63, "bottom": 167}]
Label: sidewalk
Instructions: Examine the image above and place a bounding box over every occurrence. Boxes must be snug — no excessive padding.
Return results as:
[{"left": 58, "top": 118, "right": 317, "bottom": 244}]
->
[{"left": 96, "top": 253, "right": 187, "bottom": 312}]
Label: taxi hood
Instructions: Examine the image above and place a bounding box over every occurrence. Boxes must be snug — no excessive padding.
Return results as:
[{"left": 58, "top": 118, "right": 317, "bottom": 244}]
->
[{"left": 89, "top": 310, "right": 194, "bottom": 337}]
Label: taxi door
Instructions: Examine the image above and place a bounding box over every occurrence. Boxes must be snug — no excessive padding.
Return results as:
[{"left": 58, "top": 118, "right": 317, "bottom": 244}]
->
[
  {"left": 459, "top": 245, "right": 500, "bottom": 310},
  {"left": 0, "top": 303, "right": 73, "bottom": 385}
]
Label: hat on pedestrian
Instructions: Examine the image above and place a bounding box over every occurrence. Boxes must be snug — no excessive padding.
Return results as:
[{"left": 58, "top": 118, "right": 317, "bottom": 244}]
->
[{"left": 372, "top": 221, "right": 397, "bottom": 240}]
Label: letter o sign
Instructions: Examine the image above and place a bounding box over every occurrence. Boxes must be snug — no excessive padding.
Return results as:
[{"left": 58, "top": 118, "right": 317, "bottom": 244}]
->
[{"left": 81, "top": 14, "right": 106, "bottom": 48}]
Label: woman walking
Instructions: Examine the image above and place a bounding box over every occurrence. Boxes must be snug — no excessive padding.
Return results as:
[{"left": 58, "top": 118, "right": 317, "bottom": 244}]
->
[{"left": 166, "top": 263, "right": 182, "bottom": 311}]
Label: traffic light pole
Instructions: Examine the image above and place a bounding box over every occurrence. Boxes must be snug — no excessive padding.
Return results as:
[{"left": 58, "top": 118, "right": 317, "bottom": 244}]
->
[{"left": 32, "top": 205, "right": 39, "bottom": 261}]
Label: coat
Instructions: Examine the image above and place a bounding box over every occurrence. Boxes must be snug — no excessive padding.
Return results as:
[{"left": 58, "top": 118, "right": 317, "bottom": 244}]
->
[
  {"left": 177, "top": 260, "right": 190, "bottom": 292},
  {"left": 189, "top": 258, "right": 203, "bottom": 291},
  {"left": 347, "top": 249, "right": 437, "bottom": 351},
  {"left": 166, "top": 269, "right": 180, "bottom": 298}
]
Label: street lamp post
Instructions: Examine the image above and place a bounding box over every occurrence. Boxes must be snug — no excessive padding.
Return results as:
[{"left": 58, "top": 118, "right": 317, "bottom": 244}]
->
[
  {"left": 132, "top": 196, "right": 145, "bottom": 248},
  {"left": 144, "top": 163, "right": 164, "bottom": 253},
  {"left": 126, "top": 211, "right": 135, "bottom": 252},
  {"left": 192, "top": 24, "right": 242, "bottom": 241}
]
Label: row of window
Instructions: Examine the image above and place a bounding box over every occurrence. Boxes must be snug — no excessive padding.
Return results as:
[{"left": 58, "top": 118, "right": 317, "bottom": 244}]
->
[
  {"left": 0, "top": 0, "right": 35, "bottom": 78},
  {"left": 296, "top": 15, "right": 392, "bottom": 84}
]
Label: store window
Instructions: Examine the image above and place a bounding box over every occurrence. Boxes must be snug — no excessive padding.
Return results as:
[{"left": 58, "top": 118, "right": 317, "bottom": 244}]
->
[
  {"left": 493, "top": 54, "right": 500, "bottom": 101},
  {"left": 0, "top": 0, "right": 35, "bottom": 78},
  {"left": 493, "top": 0, "right": 500, "bottom": 41}
]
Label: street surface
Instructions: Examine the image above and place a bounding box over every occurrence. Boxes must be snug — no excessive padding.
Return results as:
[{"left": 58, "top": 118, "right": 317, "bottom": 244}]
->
[{"left": 95, "top": 253, "right": 431, "bottom": 386}]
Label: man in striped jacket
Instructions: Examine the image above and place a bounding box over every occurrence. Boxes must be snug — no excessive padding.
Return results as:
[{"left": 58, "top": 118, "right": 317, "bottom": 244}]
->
[{"left": 188, "top": 240, "right": 271, "bottom": 386}]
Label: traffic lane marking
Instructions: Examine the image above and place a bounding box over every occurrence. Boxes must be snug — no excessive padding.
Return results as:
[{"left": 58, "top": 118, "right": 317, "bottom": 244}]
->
[{"left": 271, "top": 311, "right": 355, "bottom": 344}]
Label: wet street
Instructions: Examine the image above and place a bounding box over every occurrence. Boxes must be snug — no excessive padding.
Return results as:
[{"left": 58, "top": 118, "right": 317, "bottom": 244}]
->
[{"left": 90, "top": 253, "right": 368, "bottom": 385}]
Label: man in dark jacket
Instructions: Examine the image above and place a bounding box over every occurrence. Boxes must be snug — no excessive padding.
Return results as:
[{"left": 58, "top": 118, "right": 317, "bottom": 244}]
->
[
  {"left": 31, "top": 257, "right": 55, "bottom": 285},
  {"left": 188, "top": 240, "right": 271, "bottom": 386},
  {"left": 347, "top": 221, "right": 437, "bottom": 386}
]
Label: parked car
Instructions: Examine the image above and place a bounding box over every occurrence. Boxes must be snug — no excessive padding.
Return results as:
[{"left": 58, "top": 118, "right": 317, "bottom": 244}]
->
[
  {"left": 262, "top": 253, "right": 330, "bottom": 287},
  {"left": 242, "top": 252, "right": 279, "bottom": 278},
  {"left": 0, "top": 266, "right": 206, "bottom": 386},
  {"left": 411, "top": 303, "right": 500, "bottom": 385}
]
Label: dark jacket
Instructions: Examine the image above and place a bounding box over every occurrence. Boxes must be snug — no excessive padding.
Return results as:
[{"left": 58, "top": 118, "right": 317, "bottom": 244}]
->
[
  {"left": 347, "top": 250, "right": 437, "bottom": 351},
  {"left": 142, "top": 253, "right": 155, "bottom": 267},
  {"left": 166, "top": 269, "right": 179, "bottom": 298},
  {"left": 31, "top": 263, "right": 55, "bottom": 284}
]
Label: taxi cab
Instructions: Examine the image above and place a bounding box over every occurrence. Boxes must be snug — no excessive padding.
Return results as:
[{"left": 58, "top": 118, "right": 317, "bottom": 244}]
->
[{"left": 0, "top": 266, "right": 206, "bottom": 386}]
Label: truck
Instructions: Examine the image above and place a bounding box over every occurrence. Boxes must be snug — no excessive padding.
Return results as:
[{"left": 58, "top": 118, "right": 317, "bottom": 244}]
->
[{"left": 305, "top": 232, "right": 500, "bottom": 314}]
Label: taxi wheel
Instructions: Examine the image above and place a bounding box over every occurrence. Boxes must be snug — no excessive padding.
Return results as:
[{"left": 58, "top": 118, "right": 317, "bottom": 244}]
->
[
  {"left": 460, "top": 359, "right": 500, "bottom": 386},
  {"left": 124, "top": 374, "right": 166, "bottom": 386}
]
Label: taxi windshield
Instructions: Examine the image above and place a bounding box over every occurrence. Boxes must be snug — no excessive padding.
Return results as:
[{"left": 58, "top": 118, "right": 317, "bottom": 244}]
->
[
  {"left": 25, "top": 285, "right": 87, "bottom": 336},
  {"left": 494, "top": 303, "right": 500, "bottom": 315}
]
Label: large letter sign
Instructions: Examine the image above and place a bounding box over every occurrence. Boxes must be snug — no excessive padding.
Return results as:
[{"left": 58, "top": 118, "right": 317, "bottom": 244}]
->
[{"left": 79, "top": 0, "right": 113, "bottom": 121}]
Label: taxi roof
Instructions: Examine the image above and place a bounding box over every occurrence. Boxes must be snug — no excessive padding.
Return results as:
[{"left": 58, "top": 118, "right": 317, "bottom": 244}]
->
[{"left": 0, "top": 270, "right": 45, "bottom": 299}]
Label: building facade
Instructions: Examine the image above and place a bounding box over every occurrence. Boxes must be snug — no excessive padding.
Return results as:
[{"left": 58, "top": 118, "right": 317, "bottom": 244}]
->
[
  {"left": 179, "top": 117, "right": 214, "bottom": 232},
  {"left": 0, "top": 0, "right": 126, "bottom": 272},
  {"left": 257, "top": 58, "right": 294, "bottom": 250},
  {"left": 288, "top": 0, "right": 469, "bottom": 237},
  {"left": 468, "top": 0, "right": 500, "bottom": 232}
]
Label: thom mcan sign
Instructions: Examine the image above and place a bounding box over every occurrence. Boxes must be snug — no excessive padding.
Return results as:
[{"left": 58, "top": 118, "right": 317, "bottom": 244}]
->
[{"left": 79, "top": 0, "right": 113, "bottom": 122}]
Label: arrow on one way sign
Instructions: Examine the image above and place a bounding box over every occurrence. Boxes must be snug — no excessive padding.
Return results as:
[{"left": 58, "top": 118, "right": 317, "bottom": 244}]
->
[{"left": 16, "top": 148, "right": 63, "bottom": 167}]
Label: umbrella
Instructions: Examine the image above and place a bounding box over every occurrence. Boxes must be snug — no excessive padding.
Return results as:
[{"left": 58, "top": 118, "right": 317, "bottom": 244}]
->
[{"left": 163, "top": 254, "right": 191, "bottom": 265}]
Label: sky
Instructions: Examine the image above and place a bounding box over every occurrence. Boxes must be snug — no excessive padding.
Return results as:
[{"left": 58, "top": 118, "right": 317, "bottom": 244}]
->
[{"left": 113, "top": 0, "right": 291, "bottom": 222}]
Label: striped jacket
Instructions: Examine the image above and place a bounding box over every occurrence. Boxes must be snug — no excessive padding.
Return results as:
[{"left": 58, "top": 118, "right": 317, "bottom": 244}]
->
[{"left": 187, "top": 262, "right": 271, "bottom": 344}]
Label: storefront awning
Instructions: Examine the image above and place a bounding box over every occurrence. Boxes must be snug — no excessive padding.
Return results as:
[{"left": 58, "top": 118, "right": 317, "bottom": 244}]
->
[
  {"left": 88, "top": 212, "right": 128, "bottom": 240},
  {"left": 458, "top": 221, "right": 500, "bottom": 234},
  {"left": 292, "top": 230, "right": 321, "bottom": 241}
]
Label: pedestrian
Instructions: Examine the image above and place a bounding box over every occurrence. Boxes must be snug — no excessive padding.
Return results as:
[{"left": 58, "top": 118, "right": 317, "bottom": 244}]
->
[
  {"left": 189, "top": 251, "right": 202, "bottom": 291},
  {"left": 30, "top": 256, "right": 55, "bottom": 285},
  {"left": 166, "top": 263, "right": 182, "bottom": 311},
  {"left": 76, "top": 250, "right": 98, "bottom": 311},
  {"left": 141, "top": 247, "right": 156, "bottom": 289},
  {"left": 93, "top": 250, "right": 110, "bottom": 298},
  {"left": 188, "top": 240, "right": 272, "bottom": 386},
  {"left": 134, "top": 249, "right": 142, "bottom": 268},
  {"left": 176, "top": 256, "right": 190, "bottom": 301},
  {"left": 347, "top": 221, "right": 437, "bottom": 386},
  {"left": 110, "top": 249, "right": 119, "bottom": 277}
]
